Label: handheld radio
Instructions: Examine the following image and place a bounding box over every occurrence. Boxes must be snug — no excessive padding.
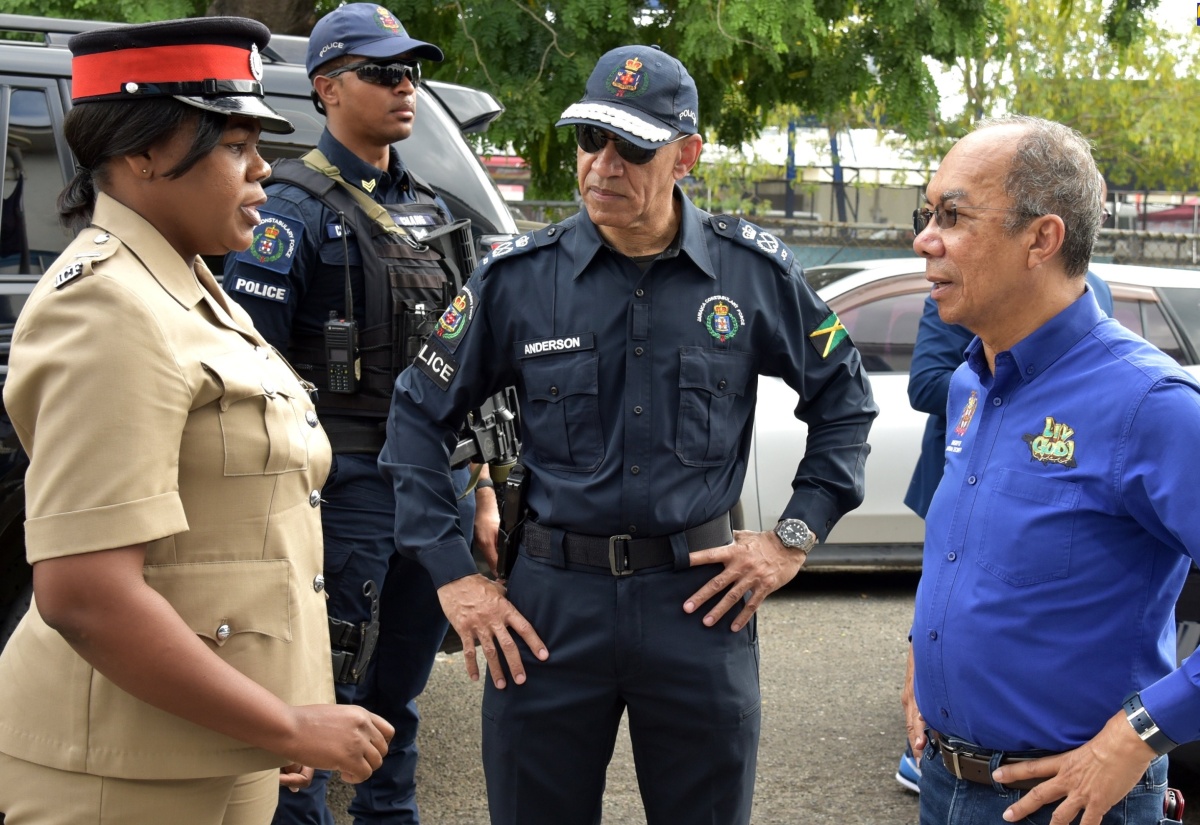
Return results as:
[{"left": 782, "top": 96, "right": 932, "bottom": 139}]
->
[{"left": 324, "top": 210, "right": 359, "bottom": 393}]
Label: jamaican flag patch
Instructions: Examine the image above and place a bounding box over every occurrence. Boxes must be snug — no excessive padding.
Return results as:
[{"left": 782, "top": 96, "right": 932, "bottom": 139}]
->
[{"left": 809, "top": 312, "right": 848, "bottom": 358}]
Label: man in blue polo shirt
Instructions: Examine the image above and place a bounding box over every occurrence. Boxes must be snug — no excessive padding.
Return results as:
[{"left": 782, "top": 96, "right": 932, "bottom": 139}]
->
[{"left": 903, "top": 114, "right": 1200, "bottom": 825}]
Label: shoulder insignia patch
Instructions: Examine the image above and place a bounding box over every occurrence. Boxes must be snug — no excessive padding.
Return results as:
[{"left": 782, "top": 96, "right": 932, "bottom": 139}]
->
[
  {"left": 433, "top": 285, "right": 476, "bottom": 353},
  {"left": 711, "top": 215, "right": 792, "bottom": 274},
  {"left": 236, "top": 210, "right": 304, "bottom": 274},
  {"left": 809, "top": 311, "right": 848, "bottom": 358},
  {"left": 55, "top": 262, "right": 85, "bottom": 289},
  {"left": 54, "top": 229, "right": 120, "bottom": 289},
  {"left": 477, "top": 220, "right": 569, "bottom": 278}
]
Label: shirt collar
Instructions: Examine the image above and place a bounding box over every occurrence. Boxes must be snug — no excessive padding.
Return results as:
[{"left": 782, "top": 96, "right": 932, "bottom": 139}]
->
[
  {"left": 317, "top": 129, "right": 411, "bottom": 201},
  {"left": 966, "top": 285, "right": 1105, "bottom": 384},
  {"left": 91, "top": 193, "right": 204, "bottom": 309},
  {"left": 567, "top": 186, "right": 717, "bottom": 280}
]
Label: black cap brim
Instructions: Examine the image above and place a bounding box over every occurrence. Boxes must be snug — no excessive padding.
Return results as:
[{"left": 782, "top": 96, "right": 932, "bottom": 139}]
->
[{"left": 174, "top": 94, "right": 294, "bottom": 134}]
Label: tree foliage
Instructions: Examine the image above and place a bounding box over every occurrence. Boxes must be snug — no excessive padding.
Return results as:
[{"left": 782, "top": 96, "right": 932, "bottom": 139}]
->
[
  {"left": 913, "top": 0, "right": 1199, "bottom": 191},
  {"left": 384, "top": 0, "right": 1004, "bottom": 197}
]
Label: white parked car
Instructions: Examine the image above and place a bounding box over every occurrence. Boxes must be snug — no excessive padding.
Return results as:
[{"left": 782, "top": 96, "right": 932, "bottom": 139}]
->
[{"left": 736, "top": 257, "right": 1200, "bottom": 570}]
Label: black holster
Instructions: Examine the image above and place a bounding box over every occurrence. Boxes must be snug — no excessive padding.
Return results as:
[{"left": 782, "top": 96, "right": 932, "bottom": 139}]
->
[{"left": 329, "top": 580, "right": 380, "bottom": 685}]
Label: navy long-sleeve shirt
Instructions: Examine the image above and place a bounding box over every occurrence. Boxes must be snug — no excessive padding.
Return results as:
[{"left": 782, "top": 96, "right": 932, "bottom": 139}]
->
[{"left": 380, "top": 189, "right": 878, "bottom": 588}]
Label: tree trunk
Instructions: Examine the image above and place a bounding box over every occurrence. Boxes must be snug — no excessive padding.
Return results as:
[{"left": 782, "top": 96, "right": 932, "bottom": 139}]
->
[{"left": 205, "top": 0, "right": 316, "bottom": 36}]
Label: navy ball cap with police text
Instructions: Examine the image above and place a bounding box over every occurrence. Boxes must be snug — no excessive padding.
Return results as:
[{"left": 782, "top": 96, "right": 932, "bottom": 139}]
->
[
  {"left": 557, "top": 45, "right": 699, "bottom": 150},
  {"left": 68, "top": 17, "right": 293, "bottom": 134},
  {"left": 306, "top": 3, "right": 444, "bottom": 77}
]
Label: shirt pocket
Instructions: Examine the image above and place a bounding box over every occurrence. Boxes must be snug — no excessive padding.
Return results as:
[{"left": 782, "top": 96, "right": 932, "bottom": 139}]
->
[
  {"left": 675, "top": 347, "right": 755, "bottom": 467},
  {"left": 203, "top": 352, "right": 311, "bottom": 477},
  {"left": 976, "top": 468, "right": 1079, "bottom": 587},
  {"left": 520, "top": 350, "right": 604, "bottom": 472},
  {"left": 143, "top": 558, "right": 292, "bottom": 646}
]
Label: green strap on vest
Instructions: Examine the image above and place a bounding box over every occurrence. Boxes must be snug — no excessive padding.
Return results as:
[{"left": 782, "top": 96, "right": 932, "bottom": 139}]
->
[{"left": 299, "top": 148, "right": 417, "bottom": 243}]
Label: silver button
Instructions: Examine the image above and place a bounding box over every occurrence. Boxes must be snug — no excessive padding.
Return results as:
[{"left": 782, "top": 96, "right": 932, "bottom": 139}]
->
[
  {"left": 124, "top": 81, "right": 139, "bottom": 94},
  {"left": 262, "top": 380, "right": 277, "bottom": 396},
  {"left": 309, "top": 490, "right": 322, "bottom": 507},
  {"left": 94, "top": 233, "right": 110, "bottom": 244},
  {"left": 306, "top": 410, "right": 318, "bottom": 427},
  {"left": 313, "top": 574, "right": 325, "bottom": 592},
  {"left": 216, "top": 623, "right": 231, "bottom": 641}
]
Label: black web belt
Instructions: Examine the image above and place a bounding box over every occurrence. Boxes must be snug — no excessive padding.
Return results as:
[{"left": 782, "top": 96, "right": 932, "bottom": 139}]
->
[{"left": 523, "top": 512, "right": 732, "bottom": 576}]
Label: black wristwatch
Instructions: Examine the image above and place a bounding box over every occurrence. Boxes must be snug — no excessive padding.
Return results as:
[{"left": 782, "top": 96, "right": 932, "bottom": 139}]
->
[
  {"left": 774, "top": 519, "right": 817, "bottom": 554},
  {"left": 1123, "top": 692, "right": 1178, "bottom": 755}
]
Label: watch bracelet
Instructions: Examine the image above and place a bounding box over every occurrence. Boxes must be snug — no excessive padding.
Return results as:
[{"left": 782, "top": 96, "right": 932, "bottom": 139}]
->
[{"left": 1122, "top": 691, "right": 1178, "bottom": 755}]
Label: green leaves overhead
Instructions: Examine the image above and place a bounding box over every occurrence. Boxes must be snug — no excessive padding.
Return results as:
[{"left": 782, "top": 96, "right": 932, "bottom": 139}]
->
[{"left": 390, "top": 0, "right": 1004, "bottom": 196}]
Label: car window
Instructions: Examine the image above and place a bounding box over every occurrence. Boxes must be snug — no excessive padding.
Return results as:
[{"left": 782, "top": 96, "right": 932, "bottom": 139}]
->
[
  {"left": 2, "top": 84, "right": 69, "bottom": 285},
  {"left": 1112, "top": 297, "right": 1186, "bottom": 365},
  {"left": 1156, "top": 287, "right": 1200, "bottom": 364},
  {"left": 805, "top": 265, "right": 865, "bottom": 292},
  {"left": 838, "top": 291, "right": 926, "bottom": 374}
]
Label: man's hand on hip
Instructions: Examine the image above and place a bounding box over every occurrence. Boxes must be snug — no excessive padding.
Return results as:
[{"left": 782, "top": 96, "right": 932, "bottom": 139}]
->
[
  {"left": 437, "top": 574, "right": 548, "bottom": 688},
  {"left": 683, "top": 529, "right": 806, "bottom": 632},
  {"left": 991, "top": 710, "right": 1157, "bottom": 825}
]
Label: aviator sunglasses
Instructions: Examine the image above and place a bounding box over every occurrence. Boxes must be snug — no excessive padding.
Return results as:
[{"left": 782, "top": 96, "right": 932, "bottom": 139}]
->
[
  {"left": 575, "top": 124, "right": 686, "bottom": 165},
  {"left": 912, "top": 203, "right": 1032, "bottom": 235},
  {"left": 324, "top": 59, "right": 422, "bottom": 88}
]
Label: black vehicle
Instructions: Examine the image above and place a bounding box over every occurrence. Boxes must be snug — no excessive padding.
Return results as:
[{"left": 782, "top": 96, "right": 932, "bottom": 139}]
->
[{"left": 0, "top": 13, "right": 520, "bottom": 648}]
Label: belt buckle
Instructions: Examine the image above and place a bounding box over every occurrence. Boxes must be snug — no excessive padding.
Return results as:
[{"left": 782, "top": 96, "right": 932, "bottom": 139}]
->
[{"left": 608, "top": 534, "right": 634, "bottom": 577}]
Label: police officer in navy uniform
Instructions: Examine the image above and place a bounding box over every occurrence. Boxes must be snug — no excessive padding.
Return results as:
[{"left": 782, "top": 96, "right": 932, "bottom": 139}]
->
[
  {"left": 380, "top": 45, "right": 877, "bottom": 825},
  {"left": 223, "top": 5, "right": 494, "bottom": 824}
]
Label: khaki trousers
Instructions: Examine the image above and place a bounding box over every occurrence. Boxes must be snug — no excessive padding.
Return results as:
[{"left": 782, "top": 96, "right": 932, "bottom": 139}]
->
[{"left": 0, "top": 751, "right": 277, "bottom": 825}]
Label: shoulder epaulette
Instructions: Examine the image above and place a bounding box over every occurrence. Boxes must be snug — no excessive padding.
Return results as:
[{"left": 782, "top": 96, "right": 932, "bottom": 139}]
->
[
  {"left": 477, "top": 215, "right": 576, "bottom": 276},
  {"left": 710, "top": 214, "right": 794, "bottom": 274},
  {"left": 54, "top": 227, "right": 121, "bottom": 289}
]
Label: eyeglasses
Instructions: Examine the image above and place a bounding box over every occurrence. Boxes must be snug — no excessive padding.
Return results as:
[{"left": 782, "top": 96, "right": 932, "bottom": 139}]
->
[
  {"left": 912, "top": 204, "right": 1031, "bottom": 235},
  {"left": 324, "top": 60, "right": 421, "bottom": 89},
  {"left": 1101, "top": 209, "right": 1112, "bottom": 226},
  {"left": 575, "top": 124, "right": 686, "bottom": 165}
]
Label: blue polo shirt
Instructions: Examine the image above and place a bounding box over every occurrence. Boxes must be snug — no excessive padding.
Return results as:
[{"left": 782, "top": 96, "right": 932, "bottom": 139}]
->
[
  {"left": 913, "top": 291, "right": 1200, "bottom": 752},
  {"left": 380, "top": 189, "right": 878, "bottom": 588}
]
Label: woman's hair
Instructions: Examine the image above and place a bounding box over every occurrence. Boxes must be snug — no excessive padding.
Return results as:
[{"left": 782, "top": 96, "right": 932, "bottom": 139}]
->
[{"left": 57, "top": 98, "right": 226, "bottom": 233}]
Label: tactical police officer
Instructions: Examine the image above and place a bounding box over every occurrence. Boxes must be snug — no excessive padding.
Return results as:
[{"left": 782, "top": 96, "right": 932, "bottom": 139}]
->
[
  {"left": 223, "top": 5, "right": 494, "bottom": 824},
  {"left": 380, "top": 45, "right": 877, "bottom": 825}
]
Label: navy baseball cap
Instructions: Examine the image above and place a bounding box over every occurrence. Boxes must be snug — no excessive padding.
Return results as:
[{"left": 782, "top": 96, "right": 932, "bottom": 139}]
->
[
  {"left": 68, "top": 17, "right": 294, "bottom": 134},
  {"left": 306, "top": 4, "right": 444, "bottom": 77},
  {"left": 557, "top": 45, "right": 699, "bottom": 150}
]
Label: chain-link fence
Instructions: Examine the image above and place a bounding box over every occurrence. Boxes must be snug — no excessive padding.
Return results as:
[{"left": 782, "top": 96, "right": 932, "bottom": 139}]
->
[{"left": 508, "top": 201, "right": 1200, "bottom": 272}]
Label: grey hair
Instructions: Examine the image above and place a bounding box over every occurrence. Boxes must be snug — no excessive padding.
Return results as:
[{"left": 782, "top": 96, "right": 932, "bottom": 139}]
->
[{"left": 974, "top": 115, "right": 1102, "bottom": 279}]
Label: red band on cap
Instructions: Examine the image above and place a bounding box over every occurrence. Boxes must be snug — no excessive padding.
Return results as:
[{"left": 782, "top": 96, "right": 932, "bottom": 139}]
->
[{"left": 72, "top": 43, "right": 252, "bottom": 100}]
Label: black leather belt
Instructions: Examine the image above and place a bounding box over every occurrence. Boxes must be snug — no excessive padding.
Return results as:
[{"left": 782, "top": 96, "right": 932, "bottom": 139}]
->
[
  {"left": 523, "top": 513, "right": 733, "bottom": 576},
  {"left": 931, "top": 731, "right": 1048, "bottom": 791}
]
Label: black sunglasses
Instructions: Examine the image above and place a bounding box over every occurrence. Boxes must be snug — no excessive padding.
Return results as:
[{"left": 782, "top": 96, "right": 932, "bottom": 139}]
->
[
  {"left": 912, "top": 204, "right": 1030, "bottom": 235},
  {"left": 575, "top": 124, "right": 685, "bottom": 165},
  {"left": 325, "top": 60, "right": 422, "bottom": 89}
]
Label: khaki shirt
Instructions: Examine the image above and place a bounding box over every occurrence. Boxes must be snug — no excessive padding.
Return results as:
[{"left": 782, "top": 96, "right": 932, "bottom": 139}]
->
[{"left": 0, "top": 194, "right": 335, "bottom": 779}]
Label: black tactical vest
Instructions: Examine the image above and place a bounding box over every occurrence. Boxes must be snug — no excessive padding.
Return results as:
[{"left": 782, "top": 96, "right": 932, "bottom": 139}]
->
[{"left": 270, "top": 157, "right": 461, "bottom": 419}]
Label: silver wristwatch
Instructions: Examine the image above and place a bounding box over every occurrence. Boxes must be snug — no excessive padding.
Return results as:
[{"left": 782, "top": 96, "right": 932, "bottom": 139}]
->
[{"left": 774, "top": 519, "right": 817, "bottom": 554}]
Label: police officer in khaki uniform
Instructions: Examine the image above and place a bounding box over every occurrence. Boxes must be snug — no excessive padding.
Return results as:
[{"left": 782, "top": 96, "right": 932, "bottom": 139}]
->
[{"left": 0, "top": 18, "right": 392, "bottom": 825}]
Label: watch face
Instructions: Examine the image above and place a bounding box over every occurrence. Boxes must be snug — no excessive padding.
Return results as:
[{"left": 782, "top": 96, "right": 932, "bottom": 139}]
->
[{"left": 776, "top": 520, "right": 813, "bottom": 550}]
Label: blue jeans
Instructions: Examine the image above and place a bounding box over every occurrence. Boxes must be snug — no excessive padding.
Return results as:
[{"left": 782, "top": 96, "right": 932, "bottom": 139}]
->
[
  {"left": 272, "top": 454, "right": 473, "bottom": 825},
  {"left": 919, "top": 735, "right": 1170, "bottom": 825}
]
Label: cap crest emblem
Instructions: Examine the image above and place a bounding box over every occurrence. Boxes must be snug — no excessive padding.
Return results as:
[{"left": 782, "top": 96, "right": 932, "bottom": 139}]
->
[{"left": 609, "top": 56, "right": 647, "bottom": 98}]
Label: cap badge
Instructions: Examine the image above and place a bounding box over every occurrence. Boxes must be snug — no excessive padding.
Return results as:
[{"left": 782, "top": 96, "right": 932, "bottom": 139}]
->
[
  {"left": 375, "top": 6, "right": 402, "bottom": 34},
  {"left": 249, "top": 43, "right": 263, "bottom": 82},
  {"left": 609, "top": 56, "right": 646, "bottom": 98}
]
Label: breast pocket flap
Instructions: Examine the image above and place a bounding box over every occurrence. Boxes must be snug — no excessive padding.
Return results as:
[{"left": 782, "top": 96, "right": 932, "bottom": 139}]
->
[{"left": 144, "top": 559, "right": 293, "bottom": 646}]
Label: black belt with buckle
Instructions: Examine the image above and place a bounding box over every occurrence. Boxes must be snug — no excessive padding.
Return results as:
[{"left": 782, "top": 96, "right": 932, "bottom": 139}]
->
[
  {"left": 931, "top": 731, "right": 1049, "bottom": 791},
  {"left": 522, "top": 513, "right": 733, "bottom": 576}
]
